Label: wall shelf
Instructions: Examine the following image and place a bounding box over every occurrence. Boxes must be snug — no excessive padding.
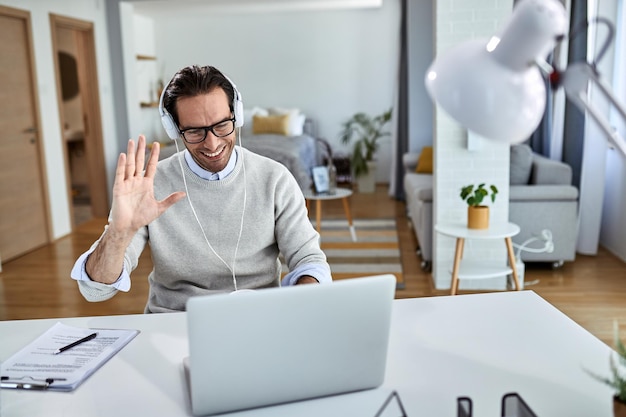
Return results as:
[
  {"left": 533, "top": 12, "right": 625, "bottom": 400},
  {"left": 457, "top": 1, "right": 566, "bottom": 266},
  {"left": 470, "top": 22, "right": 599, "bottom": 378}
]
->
[{"left": 136, "top": 54, "right": 157, "bottom": 61}]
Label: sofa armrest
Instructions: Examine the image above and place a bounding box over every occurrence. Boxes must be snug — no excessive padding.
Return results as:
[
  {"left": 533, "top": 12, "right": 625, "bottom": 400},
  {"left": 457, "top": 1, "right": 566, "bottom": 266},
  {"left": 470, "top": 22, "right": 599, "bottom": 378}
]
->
[
  {"left": 416, "top": 187, "right": 433, "bottom": 202},
  {"left": 530, "top": 154, "right": 572, "bottom": 185},
  {"left": 403, "top": 153, "right": 420, "bottom": 173}
]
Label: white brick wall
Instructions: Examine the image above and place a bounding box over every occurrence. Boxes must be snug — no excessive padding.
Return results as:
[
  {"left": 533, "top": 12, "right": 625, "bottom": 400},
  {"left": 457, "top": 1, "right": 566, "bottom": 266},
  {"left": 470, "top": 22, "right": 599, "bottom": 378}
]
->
[{"left": 432, "top": 0, "right": 514, "bottom": 290}]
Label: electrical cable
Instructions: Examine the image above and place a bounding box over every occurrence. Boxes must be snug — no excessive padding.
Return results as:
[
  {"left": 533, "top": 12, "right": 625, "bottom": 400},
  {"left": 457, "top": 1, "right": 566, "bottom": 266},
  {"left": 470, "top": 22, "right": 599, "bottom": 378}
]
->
[{"left": 512, "top": 229, "right": 554, "bottom": 259}]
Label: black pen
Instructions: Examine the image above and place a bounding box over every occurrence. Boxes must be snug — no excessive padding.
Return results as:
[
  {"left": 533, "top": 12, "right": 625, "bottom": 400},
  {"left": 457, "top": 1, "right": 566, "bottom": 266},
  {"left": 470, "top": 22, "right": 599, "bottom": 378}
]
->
[{"left": 53, "top": 332, "right": 98, "bottom": 354}]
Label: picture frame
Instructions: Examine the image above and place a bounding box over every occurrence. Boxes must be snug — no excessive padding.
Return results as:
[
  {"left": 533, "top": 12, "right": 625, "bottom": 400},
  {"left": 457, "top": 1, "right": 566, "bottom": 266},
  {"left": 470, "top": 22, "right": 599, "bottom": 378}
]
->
[{"left": 311, "top": 166, "right": 330, "bottom": 194}]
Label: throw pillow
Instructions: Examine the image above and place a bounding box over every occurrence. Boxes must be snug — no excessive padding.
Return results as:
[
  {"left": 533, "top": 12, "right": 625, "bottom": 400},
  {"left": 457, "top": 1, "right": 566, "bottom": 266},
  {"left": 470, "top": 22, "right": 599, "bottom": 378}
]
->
[
  {"left": 289, "top": 113, "right": 306, "bottom": 136},
  {"left": 268, "top": 107, "right": 306, "bottom": 136},
  {"left": 242, "top": 107, "right": 268, "bottom": 136},
  {"left": 415, "top": 146, "right": 433, "bottom": 173},
  {"left": 244, "top": 107, "right": 268, "bottom": 126},
  {"left": 510, "top": 144, "right": 533, "bottom": 185},
  {"left": 252, "top": 114, "right": 290, "bottom": 135}
]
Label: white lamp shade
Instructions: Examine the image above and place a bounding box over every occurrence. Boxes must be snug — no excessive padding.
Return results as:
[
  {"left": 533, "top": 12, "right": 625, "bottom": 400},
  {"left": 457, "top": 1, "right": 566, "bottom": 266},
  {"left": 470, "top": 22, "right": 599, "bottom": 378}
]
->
[
  {"left": 425, "top": 39, "right": 546, "bottom": 144},
  {"left": 424, "top": 0, "right": 567, "bottom": 144}
]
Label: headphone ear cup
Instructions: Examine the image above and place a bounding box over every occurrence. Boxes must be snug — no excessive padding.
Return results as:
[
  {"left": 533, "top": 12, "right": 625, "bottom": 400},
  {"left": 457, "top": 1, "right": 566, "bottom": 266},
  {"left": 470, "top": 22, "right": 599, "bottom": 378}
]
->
[
  {"left": 161, "top": 111, "right": 180, "bottom": 140},
  {"left": 158, "top": 84, "right": 180, "bottom": 140},
  {"left": 224, "top": 74, "right": 244, "bottom": 128},
  {"left": 234, "top": 90, "right": 244, "bottom": 128}
]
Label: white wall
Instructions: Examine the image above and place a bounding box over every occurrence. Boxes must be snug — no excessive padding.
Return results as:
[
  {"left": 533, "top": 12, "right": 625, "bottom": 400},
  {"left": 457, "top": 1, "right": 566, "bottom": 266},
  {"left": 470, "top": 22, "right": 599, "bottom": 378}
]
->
[
  {"left": 0, "top": 0, "right": 118, "bottom": 239},
  {"left": 1, "top": 0, "right": 436, "bottom": 242},
  {"left": 126, "top": 1, "right": 401, "bottom": 183},
  {"left": 431, "top": 0, "right": 513, "bottom": 290}
]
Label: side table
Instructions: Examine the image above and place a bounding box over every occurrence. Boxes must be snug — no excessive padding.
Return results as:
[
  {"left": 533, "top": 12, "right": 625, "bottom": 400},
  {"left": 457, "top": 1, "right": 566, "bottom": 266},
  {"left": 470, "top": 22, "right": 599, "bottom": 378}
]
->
[
  {"left": 435, "top": 222, "right": 521, "bottom": 295},
  {"left": 303, "top": 188, "right": 357, "bottom": 242}
]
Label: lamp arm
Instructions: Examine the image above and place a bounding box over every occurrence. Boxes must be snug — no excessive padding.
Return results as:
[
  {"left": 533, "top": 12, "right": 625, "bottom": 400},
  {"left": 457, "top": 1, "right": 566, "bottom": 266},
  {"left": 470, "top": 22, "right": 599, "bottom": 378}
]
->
[{"left": 561, "top": 62, "right": 626, "bottom": 157}]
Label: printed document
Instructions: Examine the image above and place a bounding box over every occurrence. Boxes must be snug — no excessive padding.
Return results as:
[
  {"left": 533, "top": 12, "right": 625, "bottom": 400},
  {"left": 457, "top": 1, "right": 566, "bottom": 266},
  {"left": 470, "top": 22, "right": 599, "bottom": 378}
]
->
[{"left": 1, "top": 322, "right": 139, "bottom": 391}]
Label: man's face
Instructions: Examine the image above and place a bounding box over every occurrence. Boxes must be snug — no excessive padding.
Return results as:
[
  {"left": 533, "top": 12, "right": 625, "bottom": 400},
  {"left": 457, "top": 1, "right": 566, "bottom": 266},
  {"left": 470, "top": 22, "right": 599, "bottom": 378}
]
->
[{"left": 176, "top": 88, "right": 235, "bottom": 173}]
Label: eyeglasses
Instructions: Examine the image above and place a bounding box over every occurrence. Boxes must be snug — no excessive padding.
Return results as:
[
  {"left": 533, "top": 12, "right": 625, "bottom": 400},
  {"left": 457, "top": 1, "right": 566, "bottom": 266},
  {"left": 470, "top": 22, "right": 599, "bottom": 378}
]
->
[{"left": 179, "top": 117, "right": 236, "bottom": 144}]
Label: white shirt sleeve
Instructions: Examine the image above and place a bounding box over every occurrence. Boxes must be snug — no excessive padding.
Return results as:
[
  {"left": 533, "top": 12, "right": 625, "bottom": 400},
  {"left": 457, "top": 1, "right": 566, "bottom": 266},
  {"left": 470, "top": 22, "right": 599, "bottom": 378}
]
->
[
  {"left": 70, "top": 249, "right": 131, "bottom": 292},
  {"left": 281, "top": 263, "right": 332, "bottom": 286}
]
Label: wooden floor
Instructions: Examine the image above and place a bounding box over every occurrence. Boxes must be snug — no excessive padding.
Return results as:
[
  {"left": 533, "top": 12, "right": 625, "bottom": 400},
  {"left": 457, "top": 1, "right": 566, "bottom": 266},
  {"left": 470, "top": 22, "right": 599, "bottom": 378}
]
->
[{"left": 1, "top": 184, "right": 625, "bottom": 347}]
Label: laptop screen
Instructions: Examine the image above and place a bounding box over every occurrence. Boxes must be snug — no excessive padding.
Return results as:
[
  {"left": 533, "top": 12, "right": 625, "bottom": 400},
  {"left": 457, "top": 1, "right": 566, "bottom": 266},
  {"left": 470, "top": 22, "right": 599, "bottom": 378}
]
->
[{"left": 185, "top": 274, "right": 397, "bottom": 416}]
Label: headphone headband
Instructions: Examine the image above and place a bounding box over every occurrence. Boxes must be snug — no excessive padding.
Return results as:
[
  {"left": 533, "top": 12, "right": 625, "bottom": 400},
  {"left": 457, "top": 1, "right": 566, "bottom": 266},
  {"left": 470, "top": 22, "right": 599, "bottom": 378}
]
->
[{"left": 158, "top": 69, "right": 244, "bottom": 140}]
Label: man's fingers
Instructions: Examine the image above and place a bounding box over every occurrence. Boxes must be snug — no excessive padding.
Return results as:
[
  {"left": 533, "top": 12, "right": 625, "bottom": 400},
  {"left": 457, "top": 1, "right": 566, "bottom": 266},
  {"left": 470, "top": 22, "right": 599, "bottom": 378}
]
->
[
  {"left": 159, "top": 192, "right": 186, "bottom": 212},
  {"left": 114, "top": 152, "right": 127, "bottom": 186},
  {"left": 144, "top": 141, "right": 160, "bottom": 178},
  {"left": 135, "top": 135, "right": 147, "bottom": 176},
  {"left": 125, "top": 139, "right": 136, "bottom": 180}
]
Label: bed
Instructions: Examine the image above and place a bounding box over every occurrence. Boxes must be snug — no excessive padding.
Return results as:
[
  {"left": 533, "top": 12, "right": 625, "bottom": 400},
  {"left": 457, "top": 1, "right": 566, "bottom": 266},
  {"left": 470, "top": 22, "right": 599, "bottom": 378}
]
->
[
  {"left": 239, "top": 109, "right": 324, "bottom": 191},
  {"left": 156, "top": 108, "right": 324, "bottom": 191},
  {"left": 240, "top": 131, "right": 320, "bottom": 191}
]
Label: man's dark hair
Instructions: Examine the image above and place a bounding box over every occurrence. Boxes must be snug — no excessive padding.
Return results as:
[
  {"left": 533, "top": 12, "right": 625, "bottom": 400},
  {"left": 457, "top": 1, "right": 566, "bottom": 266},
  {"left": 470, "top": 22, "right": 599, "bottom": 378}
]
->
[{"left": 162, "top": 65, "right": 235, "bottom": 126}]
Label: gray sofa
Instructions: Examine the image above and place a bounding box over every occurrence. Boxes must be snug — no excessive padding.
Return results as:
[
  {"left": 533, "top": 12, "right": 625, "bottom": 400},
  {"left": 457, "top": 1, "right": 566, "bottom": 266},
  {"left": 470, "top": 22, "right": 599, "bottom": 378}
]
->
[{"left": 403, "top": 144, "right": 579, "bottom": 270}]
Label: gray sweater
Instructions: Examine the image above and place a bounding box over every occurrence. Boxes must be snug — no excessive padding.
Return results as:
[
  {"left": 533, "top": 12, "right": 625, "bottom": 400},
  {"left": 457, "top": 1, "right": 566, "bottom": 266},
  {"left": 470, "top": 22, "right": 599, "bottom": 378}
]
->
[{"left": 75, "top": 147, "right": 330, "bottom": 312}]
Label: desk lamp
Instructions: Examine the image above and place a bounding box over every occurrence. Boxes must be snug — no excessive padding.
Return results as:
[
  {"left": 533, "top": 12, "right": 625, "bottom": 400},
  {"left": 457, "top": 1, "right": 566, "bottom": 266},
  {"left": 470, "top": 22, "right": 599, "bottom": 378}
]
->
[{"left": 424, "top": 0, "right": 626, "bottom": 157}]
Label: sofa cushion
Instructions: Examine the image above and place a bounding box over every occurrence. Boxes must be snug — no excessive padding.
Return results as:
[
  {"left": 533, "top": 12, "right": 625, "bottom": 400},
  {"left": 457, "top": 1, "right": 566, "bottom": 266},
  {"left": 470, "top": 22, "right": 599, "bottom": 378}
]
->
[
  {"left": 510, "top": 144, "right": 533, "bottom": 185},
  {"left": 415, "top": 146, "right": 433, "bottom": 173},
  {"left": 404, "top": 173, "right": 433, "bottom": 190},
  {"left": 530, "top": 153, "right": 573, "bottom": 185}
]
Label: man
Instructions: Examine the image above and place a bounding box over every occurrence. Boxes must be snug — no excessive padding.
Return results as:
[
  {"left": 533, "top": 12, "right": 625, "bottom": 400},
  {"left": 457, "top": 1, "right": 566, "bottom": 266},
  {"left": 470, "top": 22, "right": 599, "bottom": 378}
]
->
[{"left": 71, "top": 65, "right": 331, "bottom": 312}]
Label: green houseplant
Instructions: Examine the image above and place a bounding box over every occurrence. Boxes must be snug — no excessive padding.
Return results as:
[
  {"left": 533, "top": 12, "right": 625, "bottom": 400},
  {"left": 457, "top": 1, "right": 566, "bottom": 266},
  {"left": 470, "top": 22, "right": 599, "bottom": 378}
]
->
[
  {"left": 460, "top": 183, "right": 499, "bottom": 206},
  {"left": 339, "top": 108, "right": 393, "bottom": 180},
  {"left": 587, "top": 321, "right": 626, "bottom": 416},
  {"left": 460, "top": 183, "right": 498, "bottom": 229}
]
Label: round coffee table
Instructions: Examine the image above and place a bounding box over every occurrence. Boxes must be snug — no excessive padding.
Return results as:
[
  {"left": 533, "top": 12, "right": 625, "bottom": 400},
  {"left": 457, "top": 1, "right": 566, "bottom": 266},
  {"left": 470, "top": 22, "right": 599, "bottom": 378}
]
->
[
  {"left": 435, "top": 222, "right": 521, "bottom": 295},
  {"left": 302, "top": 188, "right": 357, "bottom": 242}
]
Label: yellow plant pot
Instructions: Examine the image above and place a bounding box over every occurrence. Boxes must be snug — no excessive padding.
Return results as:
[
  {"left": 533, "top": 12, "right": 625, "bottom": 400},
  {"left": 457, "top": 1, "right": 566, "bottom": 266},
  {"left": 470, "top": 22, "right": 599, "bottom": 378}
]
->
[{"left": 467, "top": 206, "right": 489, "bottom": 229}]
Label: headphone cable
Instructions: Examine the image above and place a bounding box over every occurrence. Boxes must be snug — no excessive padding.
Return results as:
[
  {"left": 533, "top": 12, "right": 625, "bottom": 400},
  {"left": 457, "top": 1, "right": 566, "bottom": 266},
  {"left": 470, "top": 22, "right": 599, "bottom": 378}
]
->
[{"left": 172, "top": 135, "right": 246, "bottom": 291}]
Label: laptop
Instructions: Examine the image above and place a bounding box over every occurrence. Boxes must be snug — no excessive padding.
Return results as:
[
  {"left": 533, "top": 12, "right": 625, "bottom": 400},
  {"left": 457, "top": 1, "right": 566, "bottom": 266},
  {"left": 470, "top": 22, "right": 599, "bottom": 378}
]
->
[{"left": 184, "top": 274, "right": 396, "bottom": 416}]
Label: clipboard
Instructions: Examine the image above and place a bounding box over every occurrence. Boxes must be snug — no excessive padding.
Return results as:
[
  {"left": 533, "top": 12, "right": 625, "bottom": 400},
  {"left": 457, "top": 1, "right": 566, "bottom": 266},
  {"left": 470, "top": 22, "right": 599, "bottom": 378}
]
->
[
  {"left": 1, "top": 376, "right": 61, "bottom": 390},
  {"left": 1, "top": 322, "right": 139, "bottom": 391}
]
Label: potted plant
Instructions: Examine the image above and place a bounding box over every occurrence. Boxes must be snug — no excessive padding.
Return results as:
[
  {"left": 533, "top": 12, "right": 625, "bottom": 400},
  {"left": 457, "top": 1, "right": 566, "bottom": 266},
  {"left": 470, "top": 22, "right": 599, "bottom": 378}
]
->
[
  {"left": 339, "top": 108, "right": 392, "bottom": 193},
  {"left": 460, "top": 183, "right": 498, "bottom": 229},
  {"left": 587, "top": 321, "right": 626, "bottom": 417}
]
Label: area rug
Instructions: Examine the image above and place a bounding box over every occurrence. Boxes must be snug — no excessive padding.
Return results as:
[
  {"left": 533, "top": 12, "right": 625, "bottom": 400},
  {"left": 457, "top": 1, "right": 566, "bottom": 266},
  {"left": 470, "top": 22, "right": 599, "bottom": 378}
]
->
[{"left": 284, "top": 218, "right": 404, "bottom": 289}]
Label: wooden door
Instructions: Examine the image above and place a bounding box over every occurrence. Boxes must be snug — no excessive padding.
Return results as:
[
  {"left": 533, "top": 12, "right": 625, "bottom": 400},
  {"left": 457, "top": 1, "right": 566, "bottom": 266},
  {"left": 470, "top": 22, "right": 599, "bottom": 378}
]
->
[
  {"left": 0, "top": 6, "right": 50, "bottom": 263},
  {"left": 51, "top": 15, "right": 109, "bottom": 224}
]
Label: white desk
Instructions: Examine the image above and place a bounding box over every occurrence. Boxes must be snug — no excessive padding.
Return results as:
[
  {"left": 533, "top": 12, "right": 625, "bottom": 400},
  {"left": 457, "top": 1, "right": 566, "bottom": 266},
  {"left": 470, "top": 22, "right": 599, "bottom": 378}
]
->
[{"left": 0, "top": 291, "right": 615, "bottom": 417}]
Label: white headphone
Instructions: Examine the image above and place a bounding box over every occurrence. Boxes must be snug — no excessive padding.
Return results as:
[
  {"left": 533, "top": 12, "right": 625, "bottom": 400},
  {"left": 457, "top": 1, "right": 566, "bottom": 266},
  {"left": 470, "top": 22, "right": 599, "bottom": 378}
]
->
[{"left": 158, "top": 68, "right": 244, "bottom": 140}]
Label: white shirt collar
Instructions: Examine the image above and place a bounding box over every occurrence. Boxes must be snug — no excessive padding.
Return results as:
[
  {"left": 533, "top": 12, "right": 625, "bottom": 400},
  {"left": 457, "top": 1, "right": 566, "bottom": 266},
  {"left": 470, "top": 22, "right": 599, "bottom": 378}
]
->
[{"left": 183, "top": 147, "right": 238, "bottom": 180}]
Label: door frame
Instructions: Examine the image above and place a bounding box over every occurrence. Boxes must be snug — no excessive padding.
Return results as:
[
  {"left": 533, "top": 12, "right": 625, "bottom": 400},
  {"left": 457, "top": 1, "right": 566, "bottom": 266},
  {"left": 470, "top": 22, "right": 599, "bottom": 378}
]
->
[
  {"left": 50, "top": 14, "right": 109, "bottom": 223},
  {"left": 0, "top": 5, "right": 51, "bottom": 266}
]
